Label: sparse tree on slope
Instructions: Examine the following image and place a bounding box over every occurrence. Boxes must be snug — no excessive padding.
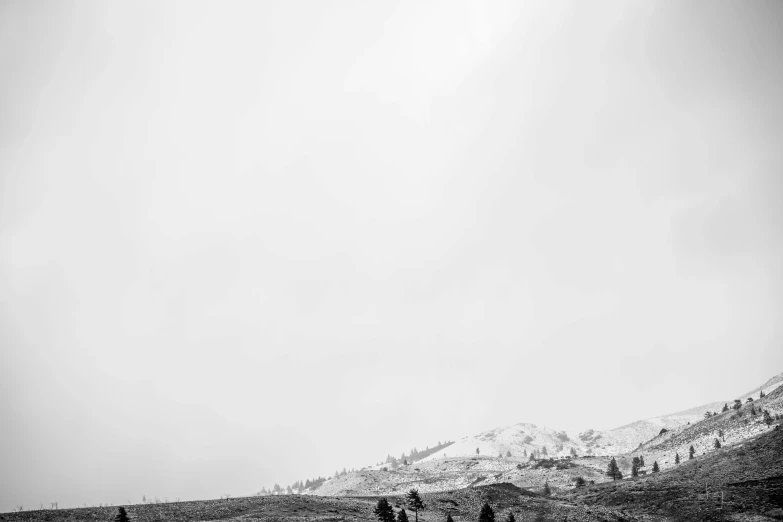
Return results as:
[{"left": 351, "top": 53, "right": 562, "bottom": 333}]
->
[
  {"left": 714, "top": 438, "right": 721, "bottom": 449},
  {"left": 689, "top": 445, "right": 695, "bottom": 459},
  {"left": 722, "top": 403, "right": 729, "bottom": 412},
  {"left": 397, "top": 508, "right": 409, "bottom": 522},
  {"left": 374, "top": 498, "right": 395, "bottom": 522},
  {"left": 675, "top": 452, "right": 680, "bottom": 464},
  {"left": 631, "top": 458, "right": 639, "bottom": 477},
  {"left": 543, "top": 481, "right": 551, "bottom": 496},
  {"left": 606, "top": 457, "right": 621, "bottom": 481},
  {"left": 760, "top": 390, "right": 766, "bottom": 399},
  {"left": 114, "top": 507, "right": 130, "bottom": 522},
  {"left": 639, "top": 455, "right": 645, "bottom": 467},
  {"left": 406, "top": 489, "right": 424, "bottom": 522},
  {"left": 506, "top": 450, "right": 512, "bottom": 457},
  {"left": 751, "top": 404, "right": 757, "bottom": 415},
  {"left": 476, "top": 447, "right": 480, "bottom": 455},
  {"left": 764, "top": 409, "right": 774, "bottom": 426},
  {"left": 652, "top": 461, "right": 660, "bottom": 473},
  {"left": 479, "top": 502, "right": 495, "bottom": 522}
]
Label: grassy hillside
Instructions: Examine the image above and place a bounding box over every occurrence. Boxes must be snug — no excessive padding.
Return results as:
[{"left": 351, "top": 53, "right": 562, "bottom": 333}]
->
[
  {"left": 0, "top": 484, "right": 641, "bottom": 522},
  {"left": 565, "top": 424, "right": 783, "bottom": 521}
]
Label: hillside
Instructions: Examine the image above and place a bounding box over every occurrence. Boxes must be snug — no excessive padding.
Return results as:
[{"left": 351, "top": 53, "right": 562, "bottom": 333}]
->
[
  {"left": 0, "top": 484, "right": 643, "bottom": 522},
  {"left": 304, "top": 372, "right": 783, "bottom": 498},
  {"left": 423, "top": 372, "right": 783, "bottom": 462},
  {"left": 566, "top": 422, "right": 783, "bottom": 521}
]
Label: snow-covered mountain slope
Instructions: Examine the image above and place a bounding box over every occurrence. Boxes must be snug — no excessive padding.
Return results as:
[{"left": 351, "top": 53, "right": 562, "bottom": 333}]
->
[
  {"left": 420, "top": 372, "right": 783, "bottom": 461},
  {"left": 304, "top": 372, "right": 783, "bottom": 497},
  {"left": 420, "top": 423, "right": 579, "bottom": 461}
]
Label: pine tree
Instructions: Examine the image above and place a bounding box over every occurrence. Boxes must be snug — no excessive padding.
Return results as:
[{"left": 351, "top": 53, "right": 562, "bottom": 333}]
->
[
  {"left": 606, "top": 457, "right": 620, "bottom": 481},
  {"left": 506, "top": 511, "right": 516, "bottom": 522},
  {"left": 631, "top": 458, "right": 639, "bottom": 477},
  {"left": 689, "top": 445, "right": 695, "bottom": 459},
  {"left": 652, "top": 461, "right": 660, "bottom": 473},
  {"left": 506, "top": 450, "right": 512, "bottom": 457},
  {"left": 397, "top": 508, "right": 409, "bottom": 522},
  {"left": 478, "top": 502, "right": 495, "bottom": 522},
  {"left": 476, "top": 448, "right": 480, "bottom": 455},
  {"left": 714, "top": 438, "right": 721, "bottom": 449},
  {"left": 114, "top": 507, "right": 130, "bottom": 522},
  {"left": 446, "top": 514, "right": 454, "bottom": 522},
  {"left": 760, "top": 390, "right": 766, "bottom": 399},
  {"left": 763, "top": 409, "right": 773, "bottom": 426},
  {"left": 722, "top": 403, "right": 729, "bottom": 412},
  {"left": 675, "top": 452, "right": 680, "bottom": 464},
  {"left": 374, "top": 498, "right": 395, "bottom": 522},
  {"left": 406, "top": 489, "right": 424, "bottom": 522},
  {"left": 543, "top": 481, "right": 551, "bottom": 496},
  {"left": 751, "top": 404, "right": 757, "bottom": 415},
  {"left": 639, "top": 455, "right": 645, "bottom": 467}
]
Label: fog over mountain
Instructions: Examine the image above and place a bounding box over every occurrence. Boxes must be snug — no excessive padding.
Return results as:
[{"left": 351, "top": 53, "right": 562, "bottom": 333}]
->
[{"left": 1, "top": 0, "right": 782, "bottom": 513}]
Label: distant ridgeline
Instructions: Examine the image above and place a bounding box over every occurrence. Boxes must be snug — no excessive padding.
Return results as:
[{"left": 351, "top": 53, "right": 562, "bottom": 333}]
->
[
  {"left": 255, "top": 440, "right": 455, "bottom": 496},
  {"left": 382, "top": 440, "right": 455, "bottom": 468}
]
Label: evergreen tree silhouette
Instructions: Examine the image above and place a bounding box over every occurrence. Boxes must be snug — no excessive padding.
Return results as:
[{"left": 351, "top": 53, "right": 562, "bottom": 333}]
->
[
  {"left": 374, "top": 498, "right": 395, "bottom": 522},
  {"left": 689, "top": 445, "right": 695, "bottom": 459},
  {"left": 631, "top": 458, "right": 639, "bottom": 477},
  {"left": 397, "top": 508, "right": 409, "bottom": 522},
  {"left": 764, "top": 409, "right": 774, "bottom": 426},
  {"left": 652, "top": 461, "right": 660, "bottom": 473},
  {"left": 675, "top": 452, "right": 680, "bottom": 464},
  {"left": 478, "top": 502, "right": 495, "bottom": 522},
  {"left": 406, "top": 489, "right": 424, "bottom": 522},
  {"left": 543, "top": 481, "right": 551, "bottom": 496},
  {"left": 639, "top": 455, "right": 645, "bottom": 467},
  {"left": 714, "top": 438, "right": 721, "bottom": 449},
  {"left": 446, "top": 514, "right": 454, "bottom": 522},
  {"left": 114, "top": 507, "right": 130, "bottom": 522},
  {"left": 722, "top": 403, "right": 729, "bottom": 412},
  {"left": 606, "top": 457, "right": 621, "bottom": 480}
]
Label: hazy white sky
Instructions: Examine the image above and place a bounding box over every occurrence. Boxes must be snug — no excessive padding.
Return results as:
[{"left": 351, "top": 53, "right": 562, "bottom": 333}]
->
[{"left": 1, "top": 0, "right": 782, "bottom": 511}]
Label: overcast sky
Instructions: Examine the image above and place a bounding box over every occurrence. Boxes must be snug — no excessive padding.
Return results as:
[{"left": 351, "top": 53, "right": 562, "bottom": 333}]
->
[{"left": 1, "top": 0, "right": 782, "bottom": 512}]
